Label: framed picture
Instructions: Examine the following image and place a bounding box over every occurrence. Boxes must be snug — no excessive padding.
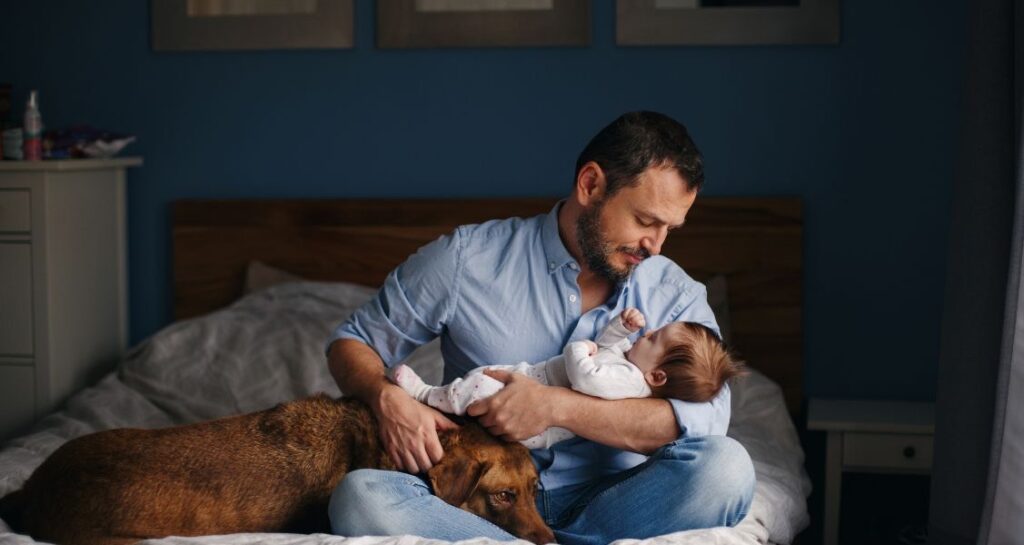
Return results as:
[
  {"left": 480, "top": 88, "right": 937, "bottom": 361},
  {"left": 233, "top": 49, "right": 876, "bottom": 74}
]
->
[
  {"left": 378, "top": 0, "right": 589, "bottom": 48},
  {"left": 617, "top": 0, "right": 839, "bottom": 46},
  {"left": 152, "top": 0, "right": 354, "bottom": 51}
]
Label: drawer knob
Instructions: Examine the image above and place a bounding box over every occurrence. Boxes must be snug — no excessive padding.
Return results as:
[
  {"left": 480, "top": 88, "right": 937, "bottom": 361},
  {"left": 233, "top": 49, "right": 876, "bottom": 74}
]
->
[{"left": 903, "top": 446, "right": 916, "bottom": 459}]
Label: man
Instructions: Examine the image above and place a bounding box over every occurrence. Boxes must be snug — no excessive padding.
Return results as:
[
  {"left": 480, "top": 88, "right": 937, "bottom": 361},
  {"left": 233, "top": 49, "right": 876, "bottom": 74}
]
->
[{"left": 325, "top": 112, "right": 755, "bottom": 544}]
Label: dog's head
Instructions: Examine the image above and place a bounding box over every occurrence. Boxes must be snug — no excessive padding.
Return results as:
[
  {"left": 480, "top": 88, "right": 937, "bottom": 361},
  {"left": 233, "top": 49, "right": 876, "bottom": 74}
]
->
[{"left": 428, "top": 424, "right": 554, "bottom": 545}]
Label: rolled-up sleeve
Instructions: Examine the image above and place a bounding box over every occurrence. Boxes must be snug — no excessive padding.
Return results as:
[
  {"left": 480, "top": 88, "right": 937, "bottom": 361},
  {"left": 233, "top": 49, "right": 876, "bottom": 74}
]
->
[
  {"left": 328, "top": 229, "right": 463, "bottom": 366},
  {"left": 669, "top": 383, "right": 731, "bottom": 437}
]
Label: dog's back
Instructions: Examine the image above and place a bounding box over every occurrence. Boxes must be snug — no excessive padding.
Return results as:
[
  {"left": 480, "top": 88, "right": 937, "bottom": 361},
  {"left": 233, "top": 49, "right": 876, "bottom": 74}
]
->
[{"left": 8, "top": 396, "right": 388, "bottom": 545}]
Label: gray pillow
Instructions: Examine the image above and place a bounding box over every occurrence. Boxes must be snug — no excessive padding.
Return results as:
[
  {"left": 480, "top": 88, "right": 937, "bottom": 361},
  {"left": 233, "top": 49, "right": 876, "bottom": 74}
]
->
[{"left": 244, "top": 261, "right": 304, "bottom": 294}]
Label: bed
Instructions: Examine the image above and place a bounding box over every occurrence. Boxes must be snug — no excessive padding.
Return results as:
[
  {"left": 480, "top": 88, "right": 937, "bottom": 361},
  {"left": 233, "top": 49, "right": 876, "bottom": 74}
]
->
[{"left": 0, "top": 197, "right": 810, "bottom": 545}]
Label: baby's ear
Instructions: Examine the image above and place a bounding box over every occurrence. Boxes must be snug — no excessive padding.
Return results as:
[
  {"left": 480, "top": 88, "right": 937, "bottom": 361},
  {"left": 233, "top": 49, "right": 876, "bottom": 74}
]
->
[{"left": 648, "top": 369, "right": 668, "bottom": 387}]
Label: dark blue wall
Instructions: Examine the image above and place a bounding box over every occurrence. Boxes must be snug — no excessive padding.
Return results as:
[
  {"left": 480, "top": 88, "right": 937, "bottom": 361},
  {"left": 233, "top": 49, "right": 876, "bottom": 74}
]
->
[{"left": 0, "top": 1, "right": 966, "bottom": 401}]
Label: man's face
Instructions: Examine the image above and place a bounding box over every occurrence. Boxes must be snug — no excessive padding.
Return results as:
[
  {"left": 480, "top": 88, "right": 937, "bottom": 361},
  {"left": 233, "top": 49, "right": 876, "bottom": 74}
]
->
[{"left": 576, "top": 166, "right": 697, "bottom": 283}]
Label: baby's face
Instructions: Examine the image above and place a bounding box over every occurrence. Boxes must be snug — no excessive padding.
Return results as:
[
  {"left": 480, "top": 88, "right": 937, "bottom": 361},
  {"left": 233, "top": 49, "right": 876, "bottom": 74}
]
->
[{"left": 626, "top": 325, "right": 676, "bottom": 375}]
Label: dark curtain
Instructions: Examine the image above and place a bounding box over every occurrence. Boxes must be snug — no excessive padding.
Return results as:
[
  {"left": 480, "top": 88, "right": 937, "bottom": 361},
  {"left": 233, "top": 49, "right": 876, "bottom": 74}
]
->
[{"left": 929, "top": 0, "right": 1023, "bottom": 544}]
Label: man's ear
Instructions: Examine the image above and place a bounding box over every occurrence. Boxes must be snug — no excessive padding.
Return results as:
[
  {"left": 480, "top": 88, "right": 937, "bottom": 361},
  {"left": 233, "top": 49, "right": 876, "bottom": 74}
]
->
[
  {"left": 574, "top": 161, "right": 606, "bottom": 206},
  {"left": 648, "top": 368, "right": 668, "bottom": 387},
  {"left": 427, "top": 453, "right": 491, "bottom": 507}
]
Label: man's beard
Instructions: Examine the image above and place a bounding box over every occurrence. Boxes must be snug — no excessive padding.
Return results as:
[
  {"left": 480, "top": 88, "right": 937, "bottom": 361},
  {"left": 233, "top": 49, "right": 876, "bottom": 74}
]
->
[{"left": 576, "top": 200, "right": 651, "bottom": 284}]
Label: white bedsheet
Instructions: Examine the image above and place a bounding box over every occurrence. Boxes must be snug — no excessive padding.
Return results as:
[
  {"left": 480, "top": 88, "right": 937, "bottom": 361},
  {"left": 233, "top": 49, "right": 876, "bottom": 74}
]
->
[{"left": 0, "top": 281, "right": 811, "bottom": 545}]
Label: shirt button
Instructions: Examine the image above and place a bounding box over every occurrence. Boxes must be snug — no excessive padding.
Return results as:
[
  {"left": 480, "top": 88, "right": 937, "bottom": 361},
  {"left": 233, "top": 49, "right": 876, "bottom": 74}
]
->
[
  {"left": 569, "top": 294, "right": 578, "bottom": 303},
  {"left": 569, "top": 263, "right": 578, "bottom": 271}
]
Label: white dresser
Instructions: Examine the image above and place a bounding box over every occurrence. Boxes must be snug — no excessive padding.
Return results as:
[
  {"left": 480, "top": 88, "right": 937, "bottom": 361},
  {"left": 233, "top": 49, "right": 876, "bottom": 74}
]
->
[{"left": 0, "top": 157, "right": 140, "bottom": 440}]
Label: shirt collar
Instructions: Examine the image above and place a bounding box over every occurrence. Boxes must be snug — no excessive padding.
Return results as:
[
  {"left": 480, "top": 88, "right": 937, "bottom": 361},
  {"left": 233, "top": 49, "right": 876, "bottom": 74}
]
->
[
  {"left": 540, "top": 200, "right": 634, "bottom": 302},
  {"left": 541, "top": 200, "right": 579, "bottom": 274}
]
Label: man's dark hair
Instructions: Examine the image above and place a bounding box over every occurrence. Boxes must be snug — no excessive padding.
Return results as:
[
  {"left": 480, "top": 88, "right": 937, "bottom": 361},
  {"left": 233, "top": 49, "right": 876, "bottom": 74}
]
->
[{"left": 575, "top": 111, "right": 704, "bottom": 196}]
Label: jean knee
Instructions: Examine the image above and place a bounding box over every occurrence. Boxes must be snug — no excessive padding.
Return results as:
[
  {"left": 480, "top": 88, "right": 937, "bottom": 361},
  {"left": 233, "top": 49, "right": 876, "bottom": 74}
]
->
[
  {"left": 710, "top": 437, "right": 755, "bottom": 494},
  {"left": 329, "top": 469, "right": 414, "bottom": 536},
  {"left": 663, "top": 435, "right": 755, "bottom": 526}
]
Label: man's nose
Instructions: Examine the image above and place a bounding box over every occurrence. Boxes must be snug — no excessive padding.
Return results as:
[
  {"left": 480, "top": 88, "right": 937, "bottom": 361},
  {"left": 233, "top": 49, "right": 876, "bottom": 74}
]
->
[{"left": 642, "top": 228, "right": 667, "bottom": 256}]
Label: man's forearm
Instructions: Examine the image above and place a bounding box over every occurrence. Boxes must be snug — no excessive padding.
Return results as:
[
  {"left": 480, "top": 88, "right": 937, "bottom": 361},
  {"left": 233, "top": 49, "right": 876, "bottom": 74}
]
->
[
  {"left": 327, "top": 338, "right": 398, "bottom": 407},
  {"left": 551, "top": 388, "right": 679, "bottom": 454}
]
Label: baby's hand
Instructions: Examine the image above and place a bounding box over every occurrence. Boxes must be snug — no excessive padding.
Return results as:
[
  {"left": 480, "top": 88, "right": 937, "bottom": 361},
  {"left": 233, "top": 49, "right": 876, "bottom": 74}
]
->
[
  {"left": 621, "top": 308, "right": 646, "bottom": 332},
  {"left": 583, "top": 340, "right": 598, "bottom": 356}
]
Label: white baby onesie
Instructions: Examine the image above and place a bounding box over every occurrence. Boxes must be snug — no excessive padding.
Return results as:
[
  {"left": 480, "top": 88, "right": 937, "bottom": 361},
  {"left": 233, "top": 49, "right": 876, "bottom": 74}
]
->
[{"left": 393, "top": 313, "right": 652, "bottom": 449}]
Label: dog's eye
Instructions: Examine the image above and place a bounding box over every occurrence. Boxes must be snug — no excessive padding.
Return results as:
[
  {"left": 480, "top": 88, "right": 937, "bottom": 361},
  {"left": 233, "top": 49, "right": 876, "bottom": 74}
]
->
[{"left": 492, "top": 490, "right": 516, "bottom": 504}]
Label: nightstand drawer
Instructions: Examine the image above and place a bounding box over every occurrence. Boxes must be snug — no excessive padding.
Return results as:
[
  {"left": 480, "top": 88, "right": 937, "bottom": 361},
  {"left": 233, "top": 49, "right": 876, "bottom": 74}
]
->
[
  {"left": 0, "top": 189, "right": 31, "bottom": 233},
  {"left": 843, "top": 432, "right": 933, "bottom": 471}
]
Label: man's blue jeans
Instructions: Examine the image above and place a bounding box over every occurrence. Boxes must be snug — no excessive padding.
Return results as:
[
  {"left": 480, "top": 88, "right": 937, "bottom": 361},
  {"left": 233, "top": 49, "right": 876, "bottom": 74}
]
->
[{"left": 328, "top": 435, "right": 755, "bottom": 545}]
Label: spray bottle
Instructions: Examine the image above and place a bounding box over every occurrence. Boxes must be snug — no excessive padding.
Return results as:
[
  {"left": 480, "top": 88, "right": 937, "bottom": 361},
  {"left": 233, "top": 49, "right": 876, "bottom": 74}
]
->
[{"left": 23, "top": 90, "right": 42, "bottom": 161}]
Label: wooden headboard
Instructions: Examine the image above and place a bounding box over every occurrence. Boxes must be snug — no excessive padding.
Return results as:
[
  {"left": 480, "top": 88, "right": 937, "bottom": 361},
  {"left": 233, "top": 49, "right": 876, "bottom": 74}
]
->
[{"left": 173, "top": 197, "right": 802, "bottom": 414}]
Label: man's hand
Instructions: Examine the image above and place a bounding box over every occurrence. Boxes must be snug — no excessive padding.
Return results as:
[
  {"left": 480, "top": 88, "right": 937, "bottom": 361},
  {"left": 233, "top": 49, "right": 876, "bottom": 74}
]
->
[
  {"left": 621, "top": 307, "right": 646, "bottom": 332},
  {"left": 372, "top": 383, "right": 458, "bottom": 474},
  {"left": 466, "top": 369, "right": 560, "bottom": 442}
]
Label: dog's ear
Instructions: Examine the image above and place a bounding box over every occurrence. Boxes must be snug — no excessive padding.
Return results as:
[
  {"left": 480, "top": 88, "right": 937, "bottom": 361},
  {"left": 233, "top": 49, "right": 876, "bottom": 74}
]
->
[{"left": 427, "top": 453, "right": 491, "bottom": 507}]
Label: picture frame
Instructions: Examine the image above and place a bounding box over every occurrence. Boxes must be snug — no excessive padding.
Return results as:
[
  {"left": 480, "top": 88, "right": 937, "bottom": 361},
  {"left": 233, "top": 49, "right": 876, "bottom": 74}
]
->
[
  {"left": 152, "top": 0, "right": 354, "bottom": 51},
  {"left": 377, "top": 0, "right": 589, "bottom": 49},
  {"left": 616, "top": 0, "right": 839, "bottom": 46}
]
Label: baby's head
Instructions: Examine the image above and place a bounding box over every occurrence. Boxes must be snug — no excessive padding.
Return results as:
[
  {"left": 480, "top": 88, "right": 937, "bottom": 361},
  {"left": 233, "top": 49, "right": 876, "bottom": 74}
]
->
[{"left": 627, "top": 322, "right": 744, "bottom": 403}]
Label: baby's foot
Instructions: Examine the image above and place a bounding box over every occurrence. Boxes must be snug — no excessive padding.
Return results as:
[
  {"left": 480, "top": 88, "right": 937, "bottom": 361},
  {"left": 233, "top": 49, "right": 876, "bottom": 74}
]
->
[{"left": 392, "top": 365, "right": 431, "bottom": 402}]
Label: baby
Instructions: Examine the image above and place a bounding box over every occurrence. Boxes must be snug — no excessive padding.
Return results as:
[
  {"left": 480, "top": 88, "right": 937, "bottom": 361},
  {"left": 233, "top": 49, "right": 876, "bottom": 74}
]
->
[{"left": 392, "top": 308, "right": 744, "bottom": 449}]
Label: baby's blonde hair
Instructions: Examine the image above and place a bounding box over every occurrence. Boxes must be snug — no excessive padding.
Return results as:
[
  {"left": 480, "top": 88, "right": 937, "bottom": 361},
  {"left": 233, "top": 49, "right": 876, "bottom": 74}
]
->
[{"left": 650, "top": 322, "right": 745, "bottom": 402}]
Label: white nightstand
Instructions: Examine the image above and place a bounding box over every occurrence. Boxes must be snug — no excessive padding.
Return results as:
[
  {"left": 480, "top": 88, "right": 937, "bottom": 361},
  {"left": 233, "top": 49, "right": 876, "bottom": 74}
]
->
[
  {"left": 0, "top": 157, "right": 141, "bottom": 440},
  {"left": 807, "top": 399, "right": 935, "bottom": 545}
]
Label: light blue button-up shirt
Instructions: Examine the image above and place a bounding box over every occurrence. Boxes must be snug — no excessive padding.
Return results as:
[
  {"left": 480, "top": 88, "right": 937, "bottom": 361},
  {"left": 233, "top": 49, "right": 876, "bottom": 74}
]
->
[{"left": 332, "top": 202, "right": 731, "bottom": 489}]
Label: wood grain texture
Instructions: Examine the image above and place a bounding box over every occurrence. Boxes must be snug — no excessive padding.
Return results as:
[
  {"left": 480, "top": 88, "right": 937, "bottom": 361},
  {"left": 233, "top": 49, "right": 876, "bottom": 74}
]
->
[{"left": 173, "top": 197, "right": 802, "bottom": 414}]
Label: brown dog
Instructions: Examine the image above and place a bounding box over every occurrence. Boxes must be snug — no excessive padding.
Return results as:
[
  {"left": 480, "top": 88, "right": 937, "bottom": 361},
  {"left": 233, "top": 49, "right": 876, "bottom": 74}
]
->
[{"left": 0, "top": 395, "right": 554, "bottom": 545}]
